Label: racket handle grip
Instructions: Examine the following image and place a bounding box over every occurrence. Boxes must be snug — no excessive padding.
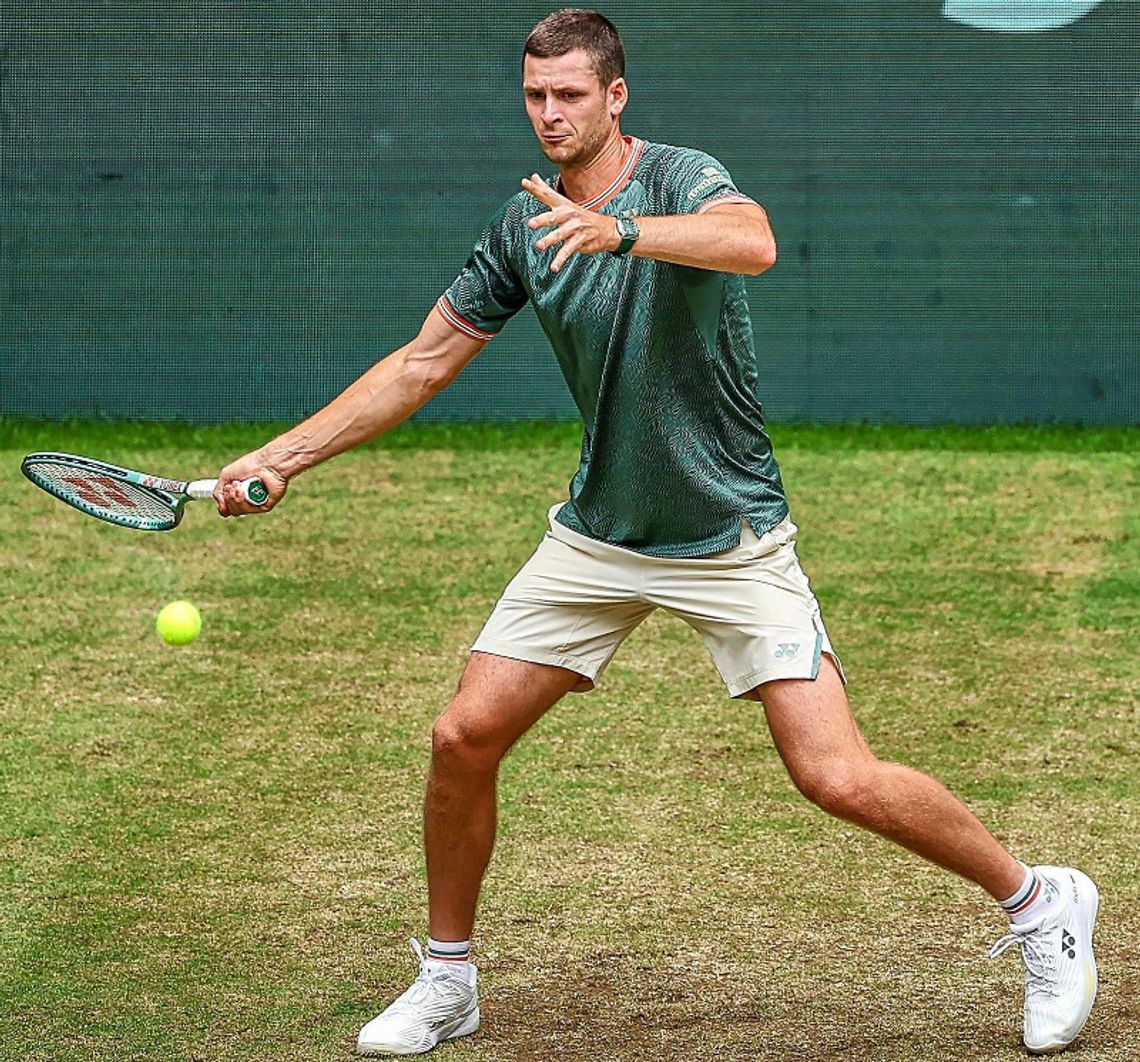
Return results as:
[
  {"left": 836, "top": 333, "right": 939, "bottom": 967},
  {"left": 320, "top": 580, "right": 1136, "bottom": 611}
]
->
[{"left": 190, "top": 478, "right": 271, "bottom": 505}]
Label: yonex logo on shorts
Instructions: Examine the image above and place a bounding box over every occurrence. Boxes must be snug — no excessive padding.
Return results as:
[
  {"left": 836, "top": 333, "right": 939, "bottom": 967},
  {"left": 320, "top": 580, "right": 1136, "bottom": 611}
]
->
[{"left": 774, "top": 643, "right": 800, "bottom": 659}]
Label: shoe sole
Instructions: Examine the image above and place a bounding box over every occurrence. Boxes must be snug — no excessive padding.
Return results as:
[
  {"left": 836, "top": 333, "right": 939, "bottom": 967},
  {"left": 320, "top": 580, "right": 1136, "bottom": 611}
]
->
[
  {"left": 1026, "top": 866, "right": 1099, "bottom": 1055},
  {"left": 357, "top": 1007, "right": 480, "bottom": 1057}
]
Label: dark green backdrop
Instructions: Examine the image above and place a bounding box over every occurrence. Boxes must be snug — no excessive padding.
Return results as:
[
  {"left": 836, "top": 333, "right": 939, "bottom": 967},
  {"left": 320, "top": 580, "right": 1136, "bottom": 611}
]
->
[{"left": 2, "top": 2, "right": 1137, "bottom": 423}]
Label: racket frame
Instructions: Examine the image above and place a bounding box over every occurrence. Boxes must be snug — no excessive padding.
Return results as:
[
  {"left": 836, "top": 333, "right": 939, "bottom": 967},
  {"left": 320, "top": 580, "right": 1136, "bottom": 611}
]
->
[{"left": 20, "top": 451, "right": 266, "bottom": 531}]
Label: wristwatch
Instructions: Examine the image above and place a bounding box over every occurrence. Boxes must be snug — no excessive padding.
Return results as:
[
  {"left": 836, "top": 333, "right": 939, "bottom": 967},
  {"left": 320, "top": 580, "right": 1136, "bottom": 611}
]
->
[{"left": 612, "top": 216, "right": 641, "bottom": 256}]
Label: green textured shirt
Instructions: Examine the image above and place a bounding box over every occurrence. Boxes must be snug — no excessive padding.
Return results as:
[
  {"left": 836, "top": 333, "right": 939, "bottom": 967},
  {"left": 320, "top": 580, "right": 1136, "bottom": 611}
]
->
[{"left": 438, "top": 137, "right": 788, "bottom": 557}]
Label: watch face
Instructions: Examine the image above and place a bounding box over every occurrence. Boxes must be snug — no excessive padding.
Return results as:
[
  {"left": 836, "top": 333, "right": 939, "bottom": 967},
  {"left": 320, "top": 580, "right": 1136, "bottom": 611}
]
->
[{"left": 612, "top": 216, "right": 640, "bottom": 255}]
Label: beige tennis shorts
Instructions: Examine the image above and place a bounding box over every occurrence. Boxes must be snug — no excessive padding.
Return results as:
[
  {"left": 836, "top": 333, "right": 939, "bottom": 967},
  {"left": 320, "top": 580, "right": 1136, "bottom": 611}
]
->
[{"left": 470, "top": 504, "right": 844, "bottom": 697}]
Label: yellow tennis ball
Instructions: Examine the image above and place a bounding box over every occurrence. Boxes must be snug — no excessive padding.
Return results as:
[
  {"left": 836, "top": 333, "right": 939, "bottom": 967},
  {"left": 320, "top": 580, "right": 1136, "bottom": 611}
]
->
[{"left": 156, "top": 600, "right": 202, "bottom": 645}]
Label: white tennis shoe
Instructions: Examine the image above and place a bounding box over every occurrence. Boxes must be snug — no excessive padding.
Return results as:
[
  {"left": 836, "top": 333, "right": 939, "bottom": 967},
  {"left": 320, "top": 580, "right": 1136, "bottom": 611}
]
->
[
  {"left": 356, "top": 939, "right": 479, "bottom": 1057},
  {"left": 989, "top": 865, "right": 1099, "bottom": 1054}
]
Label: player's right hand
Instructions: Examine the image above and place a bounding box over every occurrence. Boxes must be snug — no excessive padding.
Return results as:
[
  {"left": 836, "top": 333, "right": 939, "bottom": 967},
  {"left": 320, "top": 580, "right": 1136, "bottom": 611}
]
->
[{"left": 213, "top": 453, "right": 288, "bottom": 517}]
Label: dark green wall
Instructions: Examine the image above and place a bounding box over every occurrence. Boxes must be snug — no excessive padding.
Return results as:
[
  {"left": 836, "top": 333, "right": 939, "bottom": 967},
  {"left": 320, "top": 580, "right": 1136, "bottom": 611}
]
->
[{"left": 2, "top": 2, "right": 1137, "bottom": 423}]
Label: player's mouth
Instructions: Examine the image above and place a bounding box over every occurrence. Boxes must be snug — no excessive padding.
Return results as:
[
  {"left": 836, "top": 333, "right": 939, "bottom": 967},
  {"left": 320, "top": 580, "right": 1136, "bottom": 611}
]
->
[{"left": 541, "top": 133, "right": 570, "bottom": 144}]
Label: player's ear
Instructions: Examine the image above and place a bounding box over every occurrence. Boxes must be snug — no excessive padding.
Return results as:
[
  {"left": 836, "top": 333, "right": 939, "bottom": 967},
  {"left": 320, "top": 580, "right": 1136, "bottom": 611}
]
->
[{"left": 608, "top": 77, "right": 628, "bottom": 118}]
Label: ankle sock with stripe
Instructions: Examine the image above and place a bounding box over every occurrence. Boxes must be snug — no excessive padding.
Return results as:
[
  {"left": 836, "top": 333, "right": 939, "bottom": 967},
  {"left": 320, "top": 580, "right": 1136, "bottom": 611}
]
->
[
  {"left": 999, "top": 864, "right": 1058, "bottom": 927},
  {"left": 425, "top": 937, "right": 473, "bottom": 982}
]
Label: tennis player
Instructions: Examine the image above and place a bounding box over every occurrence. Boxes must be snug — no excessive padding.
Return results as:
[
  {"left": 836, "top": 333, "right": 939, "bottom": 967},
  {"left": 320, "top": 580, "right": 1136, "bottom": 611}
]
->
[{"left": 215, "top": 9, "right": 1098, "bottom": 1057}]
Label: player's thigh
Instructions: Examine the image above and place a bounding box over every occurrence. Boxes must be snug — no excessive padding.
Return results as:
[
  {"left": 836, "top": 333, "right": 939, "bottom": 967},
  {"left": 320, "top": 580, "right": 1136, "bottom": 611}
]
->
[
  {"left": 649, "top": 518, "right": 843, "bottom": 698},
  {"left": 433, "top": 650, "right": 582, "bottom": 764},
  {"left": 741, "top": 654, "right": 872, "bottom": 777},
  {"left": 472, "top": 522, "right": 654, "bottom": 692}
]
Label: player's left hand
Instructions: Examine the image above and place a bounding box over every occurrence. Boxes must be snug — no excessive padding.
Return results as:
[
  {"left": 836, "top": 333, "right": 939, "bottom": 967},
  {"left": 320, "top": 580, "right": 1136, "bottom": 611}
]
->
[{"left": 523, "top": 174, "right": 621, "bottom": 272}]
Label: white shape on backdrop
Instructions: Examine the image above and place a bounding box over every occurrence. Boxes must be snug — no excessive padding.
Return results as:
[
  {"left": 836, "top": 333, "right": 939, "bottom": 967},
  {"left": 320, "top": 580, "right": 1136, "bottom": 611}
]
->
[{"left": 942, "top": 1, "right": 1105, "bottom": 31}]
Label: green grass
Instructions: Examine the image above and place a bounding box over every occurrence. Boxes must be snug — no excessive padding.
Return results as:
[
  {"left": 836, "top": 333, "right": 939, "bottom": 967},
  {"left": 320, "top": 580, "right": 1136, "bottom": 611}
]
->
[{"left": 0, "top": 421, "right": 1136, "bottom": 1061}]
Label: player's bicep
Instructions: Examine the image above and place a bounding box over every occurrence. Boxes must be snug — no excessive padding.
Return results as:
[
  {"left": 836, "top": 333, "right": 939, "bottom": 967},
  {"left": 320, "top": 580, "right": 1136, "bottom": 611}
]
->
[
  {"left": 404, "top": 306, "right": 488, "bottom": 389},
  {"left": 699, "top": 200, "right": 768, "bottom": 223},
  {"left": 700, "top": 200, "right": 777, "bottom": 271},
  {"left": 701, "top": 200, "right": 776, "bottom": 243}
]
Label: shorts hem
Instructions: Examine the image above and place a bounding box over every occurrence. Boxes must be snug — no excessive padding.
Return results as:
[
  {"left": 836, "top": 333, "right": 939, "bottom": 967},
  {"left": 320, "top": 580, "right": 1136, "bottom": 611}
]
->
[
  {"left": 726, "top": 643, "right": 846, "bottom": 698},
  {"left": 469, "top": 639, "right": 600, "bottom": 692}
]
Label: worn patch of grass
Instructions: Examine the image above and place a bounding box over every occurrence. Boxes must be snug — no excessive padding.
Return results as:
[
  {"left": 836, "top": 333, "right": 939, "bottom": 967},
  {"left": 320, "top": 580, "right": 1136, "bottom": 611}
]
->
[{"left": 0, "top": 422, "right": 1136, "bottom": 1060}]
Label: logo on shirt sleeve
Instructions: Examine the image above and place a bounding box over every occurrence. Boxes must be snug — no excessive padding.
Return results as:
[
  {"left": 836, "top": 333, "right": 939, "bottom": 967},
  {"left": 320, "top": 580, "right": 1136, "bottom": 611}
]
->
[{"left": 686, "top": 166, "right": 730, "bottom": 200}]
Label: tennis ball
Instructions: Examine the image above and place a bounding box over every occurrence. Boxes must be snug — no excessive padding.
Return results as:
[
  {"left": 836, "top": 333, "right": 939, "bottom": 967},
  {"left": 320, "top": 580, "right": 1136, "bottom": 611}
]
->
[{"left": 156, "top": 600, "right": 202, "bottom": 645}]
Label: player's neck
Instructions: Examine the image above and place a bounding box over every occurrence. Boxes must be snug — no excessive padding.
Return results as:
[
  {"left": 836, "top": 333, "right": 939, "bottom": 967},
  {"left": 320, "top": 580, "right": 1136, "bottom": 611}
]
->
[{"left": 558, "top": 129, "right": 629, "bottom": 205}]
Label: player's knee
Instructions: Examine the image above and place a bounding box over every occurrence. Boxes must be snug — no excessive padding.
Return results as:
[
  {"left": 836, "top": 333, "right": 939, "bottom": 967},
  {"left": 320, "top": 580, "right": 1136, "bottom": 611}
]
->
[
  {"left": 792, "top": 757, "right": 877, "bottom": 820},
  {"left": 431, "top": 713, "right": 502, "bottom": 773}
]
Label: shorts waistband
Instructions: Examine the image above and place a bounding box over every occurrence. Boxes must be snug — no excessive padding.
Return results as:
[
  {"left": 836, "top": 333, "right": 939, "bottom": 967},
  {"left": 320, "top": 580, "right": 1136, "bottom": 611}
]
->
[{"left": 546, "top": 503, "right": 797, "bottom": 563}]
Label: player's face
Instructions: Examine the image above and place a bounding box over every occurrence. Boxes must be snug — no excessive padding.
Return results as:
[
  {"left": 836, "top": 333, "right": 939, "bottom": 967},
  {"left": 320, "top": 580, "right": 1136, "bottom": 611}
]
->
[{"left": 523, "top": 50, "right": 626, "bottom": 168}]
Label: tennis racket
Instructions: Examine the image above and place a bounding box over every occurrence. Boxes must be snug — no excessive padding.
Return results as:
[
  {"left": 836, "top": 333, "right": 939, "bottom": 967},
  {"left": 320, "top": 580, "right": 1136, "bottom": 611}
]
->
[{"left": 20, "top": 451, "right": 269, "bottom": 532}]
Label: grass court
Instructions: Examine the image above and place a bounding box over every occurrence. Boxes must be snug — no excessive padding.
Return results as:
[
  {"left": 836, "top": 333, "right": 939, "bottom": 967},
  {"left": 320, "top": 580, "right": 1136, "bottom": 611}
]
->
[{"left": 0, "top": 420, "right": 1136, "bottom": 1061}]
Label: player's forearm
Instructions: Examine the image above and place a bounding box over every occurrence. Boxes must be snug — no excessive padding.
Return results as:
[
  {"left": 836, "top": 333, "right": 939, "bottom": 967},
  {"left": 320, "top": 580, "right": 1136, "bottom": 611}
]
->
[
  {"left": 631, "top": 210, "right": 776, "bottom": 275},
  {"left": 256, "top": 345, "right": 439, "bottom": 479}
]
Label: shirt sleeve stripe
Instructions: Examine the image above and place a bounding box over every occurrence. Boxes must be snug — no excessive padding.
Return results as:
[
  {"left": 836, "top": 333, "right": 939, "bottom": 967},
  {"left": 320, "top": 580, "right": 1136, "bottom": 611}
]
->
[
  {"left": 696, "top": 193, "right": 760, "bottom": 214},
  {"left": 435, "top": 295, "right": 496, "bottom": 341}
]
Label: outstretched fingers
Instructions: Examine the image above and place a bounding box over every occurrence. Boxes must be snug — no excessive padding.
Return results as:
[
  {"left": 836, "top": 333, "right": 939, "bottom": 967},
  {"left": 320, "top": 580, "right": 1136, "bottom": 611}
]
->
[
  {"left": 551, "top": 231, "right": 587, "bottom": 273},
  {"left": 521, "top": 173, "right": 570, "bottom": 208},
  {"left": 521, "top": 173, "right": 619, "bottom": 269},
  {"left": 531, "top": 209, "right": 575, "bottom": 250}
]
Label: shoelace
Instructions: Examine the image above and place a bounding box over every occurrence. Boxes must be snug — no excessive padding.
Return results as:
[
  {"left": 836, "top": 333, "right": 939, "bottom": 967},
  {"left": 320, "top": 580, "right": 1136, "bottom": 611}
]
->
[
  {"left": 390, "top": 938, "right": 463, "bottom": 1010},
  {"left": 989, "top": 925, "right": 1060, "bottom": 999}
]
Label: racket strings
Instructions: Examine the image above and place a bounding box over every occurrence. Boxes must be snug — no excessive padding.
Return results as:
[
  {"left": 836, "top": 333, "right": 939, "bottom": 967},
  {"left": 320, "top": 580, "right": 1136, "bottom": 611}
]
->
[{"left": 24, "top": 460, "right": 178, "bottom": 530}]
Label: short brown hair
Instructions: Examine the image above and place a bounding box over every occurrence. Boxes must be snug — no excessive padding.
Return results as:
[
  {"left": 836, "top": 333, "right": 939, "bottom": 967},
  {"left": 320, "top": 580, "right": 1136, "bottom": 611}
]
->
[{"left": 523, "top": 9, "right": 625, "bottom": 87}]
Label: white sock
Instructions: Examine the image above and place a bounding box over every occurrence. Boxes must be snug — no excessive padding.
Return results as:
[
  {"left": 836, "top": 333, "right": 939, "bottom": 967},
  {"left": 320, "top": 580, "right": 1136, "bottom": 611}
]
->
[
  {"left": 999, "top": 863, "right": 1059, "bottom": 927},
  {"left": 426, "top": 937, "right": 473, "bottom": 982}
]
